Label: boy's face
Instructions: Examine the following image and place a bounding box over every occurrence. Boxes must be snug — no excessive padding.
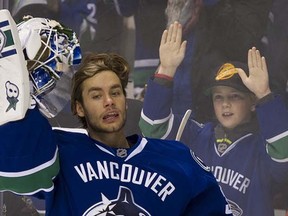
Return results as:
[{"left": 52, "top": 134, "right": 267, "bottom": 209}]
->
[
  {"left": 76, "top": 70, "right": 127, "bottom": 137},
  {"left": 212, "top": 86, "right": 255, "bottom": 130}
]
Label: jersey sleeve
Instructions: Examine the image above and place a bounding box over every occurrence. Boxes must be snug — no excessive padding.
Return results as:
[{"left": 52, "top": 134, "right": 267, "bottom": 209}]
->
[
  {"left": 256, "top": 95, "right": 288, "bottom": 160},
  {"left": 0, "top": 107, "right": 59, "bottom": 196},
  {"left": 183, "top": 150, "right": 233, "bottom": 215},
  {"left": 139, "top": 78, "right": 176, "bottom": 139},
  {"left": 184, "top": 182, "right": 232, "bottom": 215},
  {"left": 139, "top": 78, "right": 202, "bottom": 142},
  {"left": 256, "top": 95, "right": 288, "bottom": 182}
]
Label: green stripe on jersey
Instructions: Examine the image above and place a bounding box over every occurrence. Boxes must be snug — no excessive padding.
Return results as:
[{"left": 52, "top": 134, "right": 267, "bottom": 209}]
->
[
  {"left": 139, "top": 117, "right": 169, "bottom": 138},
  {"left": 0, "top": 155, "right": 60, "bottom": 194},
  {"left": 267, "top": 136, "right": 288, "bottom": 160}
]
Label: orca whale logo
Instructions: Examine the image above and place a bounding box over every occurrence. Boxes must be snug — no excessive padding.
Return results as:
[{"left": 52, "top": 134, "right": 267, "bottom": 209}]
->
[
  {"left": 83, "top": 186, "right": 151, "bottom": 216},
  {"left": 227, "top": 199, "right": 243, "bottom": 216}
]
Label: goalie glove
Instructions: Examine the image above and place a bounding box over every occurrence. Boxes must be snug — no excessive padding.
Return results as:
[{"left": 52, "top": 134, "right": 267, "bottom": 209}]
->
[{"left": 0, "top": 9, "right": 30, "bottom": 125}]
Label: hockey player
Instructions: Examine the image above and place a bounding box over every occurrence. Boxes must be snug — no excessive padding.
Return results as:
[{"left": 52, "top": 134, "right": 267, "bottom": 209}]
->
[
  {"left": 139, "top": 21, "right": 288, "bottom": 216},
  {"left": 0, "top": 52, "right": 233, "bottom": 215},
  {"left": 0, "top": 14, "right": 232, "bottom": 215}
]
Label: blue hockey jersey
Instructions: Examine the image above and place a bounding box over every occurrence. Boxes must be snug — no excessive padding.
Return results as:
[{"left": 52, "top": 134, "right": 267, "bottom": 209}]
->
[
  {"left": 140, "top": 78, "right": 288, "bottom": 216},
  {"left": 0, "top": 107, "right": 232, "bottom": 215}
]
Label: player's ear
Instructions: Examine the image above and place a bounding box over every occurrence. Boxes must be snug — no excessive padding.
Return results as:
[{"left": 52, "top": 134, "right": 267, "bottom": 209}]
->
[{"left": 76, "top": 101, "right": 85, "bottom": 117}]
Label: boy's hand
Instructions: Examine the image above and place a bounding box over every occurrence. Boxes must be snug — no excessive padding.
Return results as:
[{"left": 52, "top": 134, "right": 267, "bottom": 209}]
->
[
  {"left": 237, "top": 47, "right": 271, "bottom": 99},
  {"left": 157, "top": 21, "right": 187, "bottom": 78}
]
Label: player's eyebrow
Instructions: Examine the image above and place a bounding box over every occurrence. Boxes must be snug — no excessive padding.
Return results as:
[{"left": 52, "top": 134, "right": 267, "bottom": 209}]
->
[
  {"left": 87, "top": 84, "right": 122, "bottom": 93},
  {"left": 110, "top": 84, "right": 122, "bottom": 90},
  {"left": 87, "top": 87, "right": 101, "bottom": 93}
]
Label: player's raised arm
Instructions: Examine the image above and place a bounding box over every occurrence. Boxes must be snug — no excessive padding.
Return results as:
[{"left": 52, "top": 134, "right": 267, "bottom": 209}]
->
[
  {"left": 0, "top": 12, "right": 81, "bottom": 197},
  {"left": 157, "top": 21, "right": 187, "bottom": 78}
]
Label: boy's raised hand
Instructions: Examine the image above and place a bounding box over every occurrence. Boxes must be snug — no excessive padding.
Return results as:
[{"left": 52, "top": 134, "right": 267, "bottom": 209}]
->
[
  {"left": 237, "top": 47, "right": 271, "bottom": 99},
  {"left": 157, "top": 21, "right": 187, "bottom": 77}
]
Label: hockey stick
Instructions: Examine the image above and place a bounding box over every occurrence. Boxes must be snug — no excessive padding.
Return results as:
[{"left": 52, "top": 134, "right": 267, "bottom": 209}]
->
[{"left": 176, "top": 109, "right": 192, "bottom": 141}]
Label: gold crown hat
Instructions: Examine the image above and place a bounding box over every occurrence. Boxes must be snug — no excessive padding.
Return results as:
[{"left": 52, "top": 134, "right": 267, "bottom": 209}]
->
[{"left": 205, "top": 61, "right": 251, "bottom": 95}]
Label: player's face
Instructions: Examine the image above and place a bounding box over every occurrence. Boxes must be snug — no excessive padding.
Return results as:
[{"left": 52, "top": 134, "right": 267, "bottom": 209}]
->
[
  {"left": 76, "top": 70, "right": 127, "bottom": 137},
  {"left": 212, "top": 86, "right": 255, "bottom": 130}
]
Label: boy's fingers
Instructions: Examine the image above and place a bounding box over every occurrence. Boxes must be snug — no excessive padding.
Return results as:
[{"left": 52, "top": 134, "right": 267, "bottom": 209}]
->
[
  {"left": 255, "top": 49, "right": 262, "bottom": 68},
  {"left": 248, "top": 48, "right": 253, "bottom": 69},
  {"left": 261, "top": 56, "right": 268, "bottom": 74},
  {"left": 167, "top": 23, "right": 173, "bottom": 42},
  {"left": 176, "top": 22, "right": 183, "bottom": 44},
  {"left": 160, "top": 30, "right": 168, "bottom": 46},
  {"left": 236, "top": 68, "right": 247, "bottom": 81},
  {"left": 180, "top": 41, "right": 187, "bottom": 54},
  {"left": 251, "top": 47, "right": 257, "bottom": 67},
  {"left": 171, "top": 22, "right": 178, "bottom": 42}
]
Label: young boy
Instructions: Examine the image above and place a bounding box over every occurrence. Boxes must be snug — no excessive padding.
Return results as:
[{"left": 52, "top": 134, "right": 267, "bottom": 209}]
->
[{"left": 140, "top": 21, "right": 288, "bottom": 216}]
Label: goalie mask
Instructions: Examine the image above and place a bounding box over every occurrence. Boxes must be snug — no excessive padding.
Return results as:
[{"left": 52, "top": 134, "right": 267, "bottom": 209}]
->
[{"left": 17, "top": 16, "right": 82, "bottom": 117}]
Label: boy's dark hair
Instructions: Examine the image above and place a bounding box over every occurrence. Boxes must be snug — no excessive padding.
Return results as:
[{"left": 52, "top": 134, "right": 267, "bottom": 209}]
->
[{"left": 71, "top": 53, "right": 130, "bottom": 128}]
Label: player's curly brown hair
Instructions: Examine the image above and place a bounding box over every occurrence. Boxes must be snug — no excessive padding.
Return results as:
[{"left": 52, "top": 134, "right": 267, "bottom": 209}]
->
[{"left": 71, "top": 53, "right": 130, "bottom": 128}]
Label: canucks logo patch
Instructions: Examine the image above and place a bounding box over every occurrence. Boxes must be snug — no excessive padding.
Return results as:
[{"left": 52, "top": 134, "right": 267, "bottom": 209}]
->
[
  {"left": 190, "top": 150, "right": 210, "bottom": 172},
  {"left": 215, "top": 63, "right": 238, "bottom": 80},
  {"left": 83, "top": 186, "right": 151, "bottom": 216},
  {"left": 0, "top": 29, "right": 7, "bottom": 55},
  {"left": 5, "top": 81, "right": 19, "bottom": 112},
  {"left": 0, "top": 20, "right": 17, "bottom": 58},
  {"left": 227, "top": 199, "right": 243, "bottom": 216},
  {"left": 216, "top": 138, "right": 232, "bottom": 155}
]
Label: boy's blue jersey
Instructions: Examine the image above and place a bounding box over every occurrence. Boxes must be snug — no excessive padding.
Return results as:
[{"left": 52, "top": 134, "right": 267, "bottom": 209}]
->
[
  {"left": 140, "top": 78, "right": 288, "bottom": 216},
  {"left": 0, "top": 108, "right": 231, "bottom": 215}
]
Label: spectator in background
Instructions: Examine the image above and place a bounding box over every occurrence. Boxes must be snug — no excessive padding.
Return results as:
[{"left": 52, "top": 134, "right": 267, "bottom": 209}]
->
[
  {"left": 114, "top": 0, "right": 168, "bottom": 100},
  {"left": 263, "top": 0, "right": 288, "bottom": 213},
  {"left": 193, "top": 0, "right": 273, "bottom": 122},
  {"left": 164, "top": 0, "right": 204, "bottom": 114},
  {"left": 58, "top": 0, "right": 97, "bottom": 49},
  {"left": 12, "top": 0, "right": 58, "bottom": 22},
  {"left": 265, "top": 0, "right": 288, "bottom": 105},
  {"left": 140, "top": 21, "right": 288, "bottom": 216},
  {"left": 164, "top": 0, "right": 273, "bottom": 119},
  {"left": 59, "top": 0, "right": 126, "bottom": 56}
]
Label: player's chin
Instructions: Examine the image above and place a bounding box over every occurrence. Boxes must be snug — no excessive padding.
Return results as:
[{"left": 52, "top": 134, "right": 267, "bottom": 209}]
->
[
  {"left": 105, "top": 121, "right": 125, "bottom": 132},
  {"left": 104, "top": 125, "right": 123, "bottom": 133}
]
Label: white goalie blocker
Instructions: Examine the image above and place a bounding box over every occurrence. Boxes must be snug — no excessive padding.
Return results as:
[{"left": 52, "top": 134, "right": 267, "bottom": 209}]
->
[
  {"left": 0, "top": 9, "right": 30, "bottom": 125},
  {"left": 0, "top": 10, "right": 81, "bottom": 125}
]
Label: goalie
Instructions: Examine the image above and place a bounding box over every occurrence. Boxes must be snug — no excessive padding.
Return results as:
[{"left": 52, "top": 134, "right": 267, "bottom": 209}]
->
[{"left": 0, "top": 10, "right": 233, "bottom": 215}]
